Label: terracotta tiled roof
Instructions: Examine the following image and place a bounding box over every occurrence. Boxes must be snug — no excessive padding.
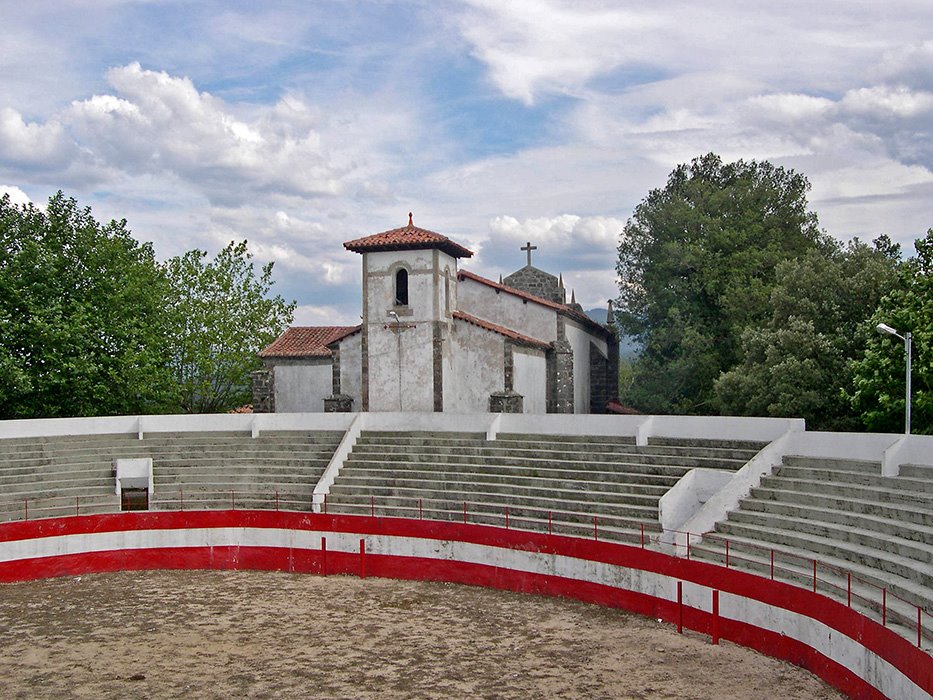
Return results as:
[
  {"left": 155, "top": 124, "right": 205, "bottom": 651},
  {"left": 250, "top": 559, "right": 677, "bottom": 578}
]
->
[
  {"left": 452, "top": 311, "right": 550, "bottom": 349},
  {"left": 259, "top": 326, "right": 361, "bottom": 359},
  {"left": 344, "top": 214, "right": 473, "bottom": 258},
  {"left": 607, "top": 399, "right": 640, "bottom": 415},
  {"left": 457, "top": 270, "right": 611, "bottom": 337}
]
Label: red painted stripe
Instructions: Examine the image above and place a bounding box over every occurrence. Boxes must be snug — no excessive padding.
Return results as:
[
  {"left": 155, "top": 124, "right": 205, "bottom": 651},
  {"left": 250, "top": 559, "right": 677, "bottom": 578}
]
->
[{"left": 0, "top": 512, "right": 928, "bottom": 698}]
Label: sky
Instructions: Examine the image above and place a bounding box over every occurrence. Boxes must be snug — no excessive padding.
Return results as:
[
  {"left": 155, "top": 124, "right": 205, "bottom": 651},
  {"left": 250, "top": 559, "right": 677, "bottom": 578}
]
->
[{"left": 1, "top": 1, "right": 931, "bottom": 326}]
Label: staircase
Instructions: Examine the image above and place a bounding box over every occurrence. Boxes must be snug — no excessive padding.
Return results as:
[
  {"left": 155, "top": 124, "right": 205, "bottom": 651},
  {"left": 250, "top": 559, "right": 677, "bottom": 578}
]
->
[
  {"left": 324, "top": 431, "right": 762, "bottom": 545},
  {"left": 690, "top": 456, "right": 933, "bottom": 648}
]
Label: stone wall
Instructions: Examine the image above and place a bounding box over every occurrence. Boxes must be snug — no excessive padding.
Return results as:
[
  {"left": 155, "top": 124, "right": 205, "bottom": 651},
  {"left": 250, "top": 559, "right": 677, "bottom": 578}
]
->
[
  {"left": 503, "top": 266, "right": 563, "bottom": 304},
  {"left": 251, "top": 367, "right": 275, "bottom": 413}
]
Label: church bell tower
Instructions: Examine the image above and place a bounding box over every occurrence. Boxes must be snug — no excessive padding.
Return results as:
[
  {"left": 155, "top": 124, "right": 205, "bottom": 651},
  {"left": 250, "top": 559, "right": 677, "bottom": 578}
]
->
[{"left": 343, "top": 214, "right": 473, "bottom": 411}]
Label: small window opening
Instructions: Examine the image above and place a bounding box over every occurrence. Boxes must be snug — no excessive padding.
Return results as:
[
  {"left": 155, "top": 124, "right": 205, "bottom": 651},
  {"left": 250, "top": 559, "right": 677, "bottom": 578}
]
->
[
  {"left": 445, "top": 271, "right": 451, "bottom": 314},
  {"left": 395, "top": 268, "right": 409, "bottom": 306},
  {"left": 121, "top": 488, "right": 149, "bottom": 511}
]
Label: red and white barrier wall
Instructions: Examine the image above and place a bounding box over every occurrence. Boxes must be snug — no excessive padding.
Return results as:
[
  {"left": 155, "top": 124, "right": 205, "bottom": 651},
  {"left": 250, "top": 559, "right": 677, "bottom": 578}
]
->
[{"left": 0, "top": 511, "right": 928, "bottom": 700}]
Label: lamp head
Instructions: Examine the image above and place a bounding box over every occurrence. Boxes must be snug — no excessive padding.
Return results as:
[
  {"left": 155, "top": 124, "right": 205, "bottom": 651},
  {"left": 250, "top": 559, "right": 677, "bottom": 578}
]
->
[{"left": 876, "top": 322, "right": 898, "bottom": 336}]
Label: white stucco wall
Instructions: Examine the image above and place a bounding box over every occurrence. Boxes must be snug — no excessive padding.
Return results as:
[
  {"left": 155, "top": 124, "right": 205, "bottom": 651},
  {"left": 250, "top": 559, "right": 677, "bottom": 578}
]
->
[
  {"left": 446, "top": 320, "right": 503, "bottom": 413},
  {"left": 457, "top": 276, "right": 556, "bottom": 342},
  {"left": 565, "top": 319, "right": 595, "bottom": 414},
  {"left": 513, "top": 348, "right": 547, "bottom": 413},
  {"left": 362, "top": 249, "right": 459, "bottom": 412},
  {"left": 274, "top": 362, "right": 332, "bottom": 412}
]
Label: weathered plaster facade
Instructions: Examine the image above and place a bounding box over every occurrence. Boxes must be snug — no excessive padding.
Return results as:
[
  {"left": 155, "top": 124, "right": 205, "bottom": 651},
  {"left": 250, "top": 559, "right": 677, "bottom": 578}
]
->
[{"left": 256, "top": 217, "right": 618, "bottom": 414}]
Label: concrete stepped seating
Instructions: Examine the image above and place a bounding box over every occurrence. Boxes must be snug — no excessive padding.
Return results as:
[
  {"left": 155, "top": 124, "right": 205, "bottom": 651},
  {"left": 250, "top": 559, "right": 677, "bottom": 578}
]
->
[
  {"left": 0, "top": 492, "right": 120, "bottom": 520},
  {"left": 0, "top": 430, "right": 344, "bottom": 521},
  {"left": 326, "top": 431, "right": 761, "bottom": 545},
  {"left": 691, "top": 455, "right": 933, "bottom": 645},
  {"left": 147, "top": 431, "right": 343, "bottom": 512}
]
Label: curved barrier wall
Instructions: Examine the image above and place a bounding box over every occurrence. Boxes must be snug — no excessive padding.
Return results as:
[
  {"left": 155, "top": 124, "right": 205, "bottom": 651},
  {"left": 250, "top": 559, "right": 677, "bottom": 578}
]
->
[{"left": 0, "top": 511, "right": 929, "bottom": 699}]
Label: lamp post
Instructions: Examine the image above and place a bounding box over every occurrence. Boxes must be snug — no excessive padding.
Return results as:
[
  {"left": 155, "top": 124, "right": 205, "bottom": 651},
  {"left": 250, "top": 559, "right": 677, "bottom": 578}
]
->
[{"left": 876, "top": 323, "right": 912, "bottom": 434}]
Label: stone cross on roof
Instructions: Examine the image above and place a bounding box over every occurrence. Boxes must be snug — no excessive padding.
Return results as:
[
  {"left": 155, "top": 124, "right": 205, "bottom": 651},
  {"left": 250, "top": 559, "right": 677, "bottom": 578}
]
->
[{"left": 521, "top": 241, "right": 537, "bottom": 267}]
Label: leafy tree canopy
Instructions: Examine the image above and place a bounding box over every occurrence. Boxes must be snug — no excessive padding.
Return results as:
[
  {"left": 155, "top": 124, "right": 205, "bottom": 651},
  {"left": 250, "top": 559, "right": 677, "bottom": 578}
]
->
[
  {"left": 0, "top": 192, "right": 176, "bottom": 418},
  {"left": 616, "top": 153, "right": 829, "bottom": 414},
  {"left": 165, "top": 241, "right": 295, "bottom": 413},
  {"left": 715, "top": 237, "right": 901, "bottom": 430},
  {"left": 848, "top": 229, "right": 933, "bottom": 434}
]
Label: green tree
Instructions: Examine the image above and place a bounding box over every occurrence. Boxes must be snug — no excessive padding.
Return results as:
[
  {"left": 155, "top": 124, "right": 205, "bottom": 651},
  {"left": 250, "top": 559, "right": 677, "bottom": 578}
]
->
[
  {"left": 848, "top": 229, "right": 933, "bottom": 434},
  {"left": 715, "top": 238, "right": 901, "bottom": 430},
  {"left": 0, "top": 192, "right": 175, "bottom": 418},
  {"left": 616, "top": 153, "right": 829, "bottom": 414},
  {"left": 165, "top": 241, "right": 295, "bottom": 413}
]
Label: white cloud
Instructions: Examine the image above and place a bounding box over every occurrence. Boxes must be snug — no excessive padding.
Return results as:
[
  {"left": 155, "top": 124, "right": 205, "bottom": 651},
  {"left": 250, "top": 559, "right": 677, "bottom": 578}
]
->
[
  {"left": 0, "top": 185, "right": 31, "bottom": 207},
  {"left": 0, "top": 107, "right": 73, "bottom": 167},
  {"left": 458, "top": 0, "right": 656, "bottom": 104},
  {"left": 489, "top": 214, "right": 623, "bottom": 250},
  {"left": 840, "top": 85, "right": 933, "bottom": 118},
  {"left": 293, "top": 304, "right": 360, "bottom": 327}
]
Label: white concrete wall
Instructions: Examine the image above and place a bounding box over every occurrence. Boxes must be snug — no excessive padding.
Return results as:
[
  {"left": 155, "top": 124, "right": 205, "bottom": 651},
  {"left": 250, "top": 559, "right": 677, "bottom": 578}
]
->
[
  {"left": 457, "top": 276, "right": 556, "bottom": 342},
  {"left": 513, "top": 348, "right": 547, "bottom": 413},
  {"left": 274, "top": 362, "right": 331, "bottom": 413},
  {"left": 446, "top": 321, "right": 503, "bottom": 413},
  {"left": 0, "top": 413, "right": 357, "bottom": 440},
  {"left": 659, "top": 468, "right": 736, "bottom": 539}
]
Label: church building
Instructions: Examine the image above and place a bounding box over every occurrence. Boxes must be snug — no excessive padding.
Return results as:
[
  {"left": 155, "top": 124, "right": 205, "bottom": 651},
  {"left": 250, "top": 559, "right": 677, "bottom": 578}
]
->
[{"left": 252, "top": 215, "right": 618, "bottom": 414}]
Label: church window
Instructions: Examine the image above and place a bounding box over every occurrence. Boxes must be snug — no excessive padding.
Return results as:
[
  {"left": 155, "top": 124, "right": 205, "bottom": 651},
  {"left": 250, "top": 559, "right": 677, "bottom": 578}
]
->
[
  {"left": 395, "top": 268, "right": 409, "bottom": 306},
  {"left": 444, "top": 270, "right": 450, "bottom": 314}
]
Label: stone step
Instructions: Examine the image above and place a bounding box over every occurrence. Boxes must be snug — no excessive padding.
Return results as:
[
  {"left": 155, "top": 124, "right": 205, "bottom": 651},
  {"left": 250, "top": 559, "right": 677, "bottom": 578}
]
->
[
  {"left": 343, "top": 456, "right": 694, "bottom": 480},
  {"left": 748, "top": 486, "right": 933, "bottom": 527},
  {"left": 0, "top": 496, "right": 121, "bottom": 521},
  {"left": 325, "top": 484, "right": 658, "bottom": 520},
  {"left": 0, "top": 465, "right": 114, "bottom": 482},
  {"left": 780, "top": 456, "right": 881, "bottom": 474},
  {"left": 773, "top": 465, "right": 933, "bottom": 495},
  {"left": 0, "top": 476, "right": 115, "bottom": 497},
  {"left": 0, "top": 491, "right": 119, "bottom": 515},
  {"left": 151, "top": 490, "right": 311, "bottom": 511},
  {"left": 494, "top": 435, "right": 760, "bottom": 461},
  {"left": 331, "top": 474, "right": 662, "bottom": 507},
  {"left": 149, "top": 456, "right": 330, "bottom": 470},
  {"left": 647, "top": 436, "right": 767, "bottom": 452},
  {"left": 900, "top": 463, "right": 933, "bottom": 480},
  {"left": 0, "top": 445, "right": 337, "bottom": 468},
  {"left": 341, "top": 462, "right": 681, "bottom": 488},
  {"left": 348, "top": 445, "right": 746, "bottom": 470},
  {"left": 323, "top": 494, "right": 658, "bottom": 539},
  {"left": 689, "top": 533, "right": 932, "bottom": 638},
  {"left": 738, "top": 498, "right": 933, "bottom": 543},
  {"left": 713, "top": 520, "right": 933, "bottom": 584},
  {"left": 755, "top": 478, "right": 933, "bottom": 510},
  {"left": 494, "top": 432, "right": 636, "bottom": 445},
  {"left": 153, "top": 473, "right": 317, "bottom": 486},
  {"left": 723, "top": 509, "right": 933, "bottom": 563},
  {"left": 338, "top": 466, "right": 673, "bottom": 495}
]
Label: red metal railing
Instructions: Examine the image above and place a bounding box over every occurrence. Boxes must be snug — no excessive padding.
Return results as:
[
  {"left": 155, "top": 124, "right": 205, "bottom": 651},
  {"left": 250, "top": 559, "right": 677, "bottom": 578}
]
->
[{"left": 1, "top": 490, "right": 929, "bottom": 651}]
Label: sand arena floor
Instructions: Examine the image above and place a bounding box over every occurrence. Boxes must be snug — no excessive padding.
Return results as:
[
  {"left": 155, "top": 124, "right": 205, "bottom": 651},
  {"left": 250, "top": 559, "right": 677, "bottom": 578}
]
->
[{"left": 0, "top": 570, "right": 843, "bottom": 699}]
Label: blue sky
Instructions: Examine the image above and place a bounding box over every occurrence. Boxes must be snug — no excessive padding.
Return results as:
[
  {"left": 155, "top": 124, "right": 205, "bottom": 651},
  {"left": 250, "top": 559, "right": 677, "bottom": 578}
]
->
[{"left": 2, "top": 0, "right": 931, "bottom": 326}]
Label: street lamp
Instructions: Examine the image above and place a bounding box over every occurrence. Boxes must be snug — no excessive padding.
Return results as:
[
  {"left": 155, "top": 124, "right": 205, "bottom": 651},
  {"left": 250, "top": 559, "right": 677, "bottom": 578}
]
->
[{"left": 876, "top": 322, "right": 912, "bottom": 434}]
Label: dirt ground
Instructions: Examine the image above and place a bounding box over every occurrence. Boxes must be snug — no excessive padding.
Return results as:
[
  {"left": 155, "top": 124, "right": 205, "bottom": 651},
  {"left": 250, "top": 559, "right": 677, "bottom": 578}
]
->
[{"left": 0, "top": 570, "right": 843, "bottom": 699}]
